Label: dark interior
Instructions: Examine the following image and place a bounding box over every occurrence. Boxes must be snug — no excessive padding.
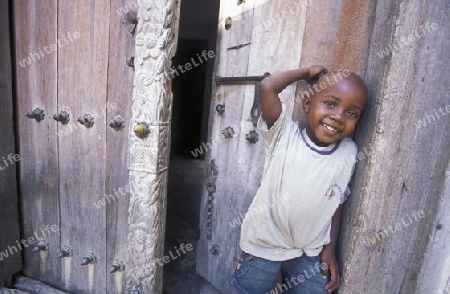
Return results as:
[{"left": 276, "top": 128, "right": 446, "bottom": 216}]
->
[{"left": 163, "top": 0, "right": 220, "bottom": 293}]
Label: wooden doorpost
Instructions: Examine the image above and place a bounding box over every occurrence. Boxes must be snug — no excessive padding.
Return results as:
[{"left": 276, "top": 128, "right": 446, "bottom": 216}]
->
[
  {"left": 0, "top": 0, "right": 22, "bottom": 285},
  {"left": 126, "top": 0, "right": 180, "bottom": 292}
]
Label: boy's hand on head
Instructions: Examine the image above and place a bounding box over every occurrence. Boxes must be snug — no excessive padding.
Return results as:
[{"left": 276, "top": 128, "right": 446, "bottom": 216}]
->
[
  {"left": 320, "top": 246, "right": 340, "bottom": 293},
  {"left": 306, "top": 65, "right": 327, "bottom": 84}
]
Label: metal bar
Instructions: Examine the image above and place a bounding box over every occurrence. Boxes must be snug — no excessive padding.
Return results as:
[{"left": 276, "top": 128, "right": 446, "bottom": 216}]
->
[{"left": 215, "top": 72, "right": 270, "bottom": 85}]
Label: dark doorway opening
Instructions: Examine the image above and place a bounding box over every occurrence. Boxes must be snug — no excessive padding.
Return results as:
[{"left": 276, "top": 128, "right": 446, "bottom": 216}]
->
[{"left": 164, "top": 0, "right": 220, "bottom": 293}]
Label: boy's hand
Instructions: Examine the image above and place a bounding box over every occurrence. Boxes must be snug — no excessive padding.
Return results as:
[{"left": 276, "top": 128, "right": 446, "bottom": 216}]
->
[
  {"left": 306, "top": 65, "right": 327, "bottom": 84},
  {"left": 320, "top": 246, "right": 340, "bottom": 293}
]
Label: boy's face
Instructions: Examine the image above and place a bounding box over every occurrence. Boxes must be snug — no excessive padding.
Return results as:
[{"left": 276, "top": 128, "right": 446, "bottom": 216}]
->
[{"left": 302, "top": 73, "right": 368, "bottom": 147}]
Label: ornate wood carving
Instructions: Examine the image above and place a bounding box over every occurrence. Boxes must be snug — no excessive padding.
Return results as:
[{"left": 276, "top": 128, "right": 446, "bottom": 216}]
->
[{"left": 126, "top": 0, "right": 180, "bottom": 292}]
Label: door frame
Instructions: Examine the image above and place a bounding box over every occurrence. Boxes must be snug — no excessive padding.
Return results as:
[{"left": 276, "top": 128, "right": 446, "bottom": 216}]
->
[
  {"left": 124, "top": 0, "right": 182, "bottom": 293},
  {"left": 0, "top": 0, "right": 22, "bottom": 286}
]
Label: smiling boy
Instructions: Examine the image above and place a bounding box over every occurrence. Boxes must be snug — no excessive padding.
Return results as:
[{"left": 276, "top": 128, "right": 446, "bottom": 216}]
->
[{"left": 232, "top": 66, "right": 368, "bottom": 294}]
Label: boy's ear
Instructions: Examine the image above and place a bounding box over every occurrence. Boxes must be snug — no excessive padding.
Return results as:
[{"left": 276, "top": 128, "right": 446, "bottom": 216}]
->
[{"left": 302, "top": 96, "right": 311, "bottom": 114}]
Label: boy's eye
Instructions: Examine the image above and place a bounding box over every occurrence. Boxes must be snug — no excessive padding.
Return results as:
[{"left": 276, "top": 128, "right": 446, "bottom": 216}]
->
[
  {"left": 324, "top": 101, "right": 335, "bottom": 108},
  {"left": 347, "top": 111, "right": 359, "bottom": 118}
]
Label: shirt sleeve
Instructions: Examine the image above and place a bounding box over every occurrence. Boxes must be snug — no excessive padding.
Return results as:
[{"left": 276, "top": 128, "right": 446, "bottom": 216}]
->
[{"left": 257, "top": 103, "right": 288, "bottom": 160}]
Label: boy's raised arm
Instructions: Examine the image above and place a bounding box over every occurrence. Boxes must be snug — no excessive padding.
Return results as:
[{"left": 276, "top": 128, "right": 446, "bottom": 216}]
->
[{"left": 260, "top": 66, "right": 327, "bottom": 128}]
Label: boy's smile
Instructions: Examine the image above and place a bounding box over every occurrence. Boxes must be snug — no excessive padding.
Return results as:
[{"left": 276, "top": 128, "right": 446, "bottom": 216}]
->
[{"left": 302, "top": 73, "right": 368, "bottom": 147}]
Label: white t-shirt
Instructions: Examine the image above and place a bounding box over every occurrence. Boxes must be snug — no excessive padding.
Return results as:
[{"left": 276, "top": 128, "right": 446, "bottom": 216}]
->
[{"left": 239, "top": 104, "right": 357, "bottom": 261}]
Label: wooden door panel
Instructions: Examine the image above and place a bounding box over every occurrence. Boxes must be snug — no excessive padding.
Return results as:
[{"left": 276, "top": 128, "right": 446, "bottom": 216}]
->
[
  {"left": 105, "top": 1, "right": 136, "bottom": 293},
  {"left": 14, "top": 0, "right": 60, "bottom": 287},
  {"left": 196, "top": 2, "right": 257, "bottom": 293},
  {"left": 57, "top": 1, "right": 110, "bottom": 293},
  {"left": 13, "top": 0, "right": 166, "bottom": 292},
  {"left": 197, "top": 1, "right": 309, "bottom": 292}
]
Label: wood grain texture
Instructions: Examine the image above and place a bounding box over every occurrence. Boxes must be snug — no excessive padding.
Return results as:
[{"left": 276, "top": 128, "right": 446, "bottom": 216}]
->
[
  {"left": 14, "top": 276, "right": 68, "bottom": 294},
  {"left": 415, "top": 162, "right": 450, "bottom": 294},
  {"left": 200, "top": 0, "right": 221, "bottom": 155},
  {"left": 125, "top": 0, "right": 181, "bottom": 292},
  {"left": 196, "top": 1, "right": 308, "bottom": 292},
  {"left": 340, "top": 0, "right": 450, "bottom": 293},
  {"left": 293, "top": 0, "right": 377, "bottom": 125},
  {"left": 105, "top": 1, "right": 136, "bottom": 293},
  {"left": 0, "top": 287, "right": 30, "bottom": 294},
  {"left": 57, "top": 1, "right": 110, "bottom": 293},
  {"left": 0, "top": 0, "right": 22, "bottom": 285},
  {"left": 196, "top": 2, "right": 255, "bottom": 293},
  {"left": 13, "top": 0, "right": 60, "bottom": 286}
]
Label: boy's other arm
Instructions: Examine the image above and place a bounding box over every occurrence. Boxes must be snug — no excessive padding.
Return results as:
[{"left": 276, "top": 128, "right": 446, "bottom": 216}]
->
[
  {"left": 260, "top": 66, "right": 327, "bottom": 128},
  {"left": 321, "top": 204, "right": 343, "bottom": 293}
]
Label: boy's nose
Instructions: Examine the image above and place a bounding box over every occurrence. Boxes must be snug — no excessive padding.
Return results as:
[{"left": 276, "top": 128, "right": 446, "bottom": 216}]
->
[{"left": 330, "top": 110, "right": 344, "bottom": 122}]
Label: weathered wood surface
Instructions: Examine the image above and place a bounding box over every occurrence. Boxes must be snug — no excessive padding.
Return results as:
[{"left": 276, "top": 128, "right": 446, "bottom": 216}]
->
[
  {"left": 13, "top": 0, "right": 60, "bottom": 287},
  {"left": 416, "top": 161, "right": 450, "bottom": 293},
  {"left": 340, "top": 0, "right": 450, "bottom": 293},
  {"left": 12, "top": 1, "right": 156, "bottom": 292},
  {"left": 196, "top": 1, "right": 255, "bottom": 292},
  {"left": 14, "top": 276, "right": 67, "bottom": 294},
  {"left": 125, "top": 0, "right": 181, "bottom": 292},
  {"left": 57, "top": 1, "right": 110, "bottom": 293},
  {"left": 196, "top": 2, "right": 255, "bottom": 293},
  {"left": 0, "top": 287, "right": 30, "bottom": 294},
  {"left": 9, "top": 0, "right": 448, "bottom": 293},
  {"left": 199, "top": 0, "right": 450, "bottom": 293},
  {"left": 200, "top": 0, "right": 221, "bottom": 154},
  {"left": 0, "top": 0, "right": 22, "bottom": 286},
  {"left": 105, "top": 1, "right": 136, "bottom": 293},
  {"left": 196, "top": 1, "right": 308, "bottom": 292},
  {"left": 293, "top": 0, "right": 375, "bottom": 124}
]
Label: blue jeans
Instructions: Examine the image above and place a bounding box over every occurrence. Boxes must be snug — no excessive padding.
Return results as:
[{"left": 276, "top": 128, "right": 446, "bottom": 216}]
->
[{"left": 231, "top": 251, "right": 330, "bottom": 294}]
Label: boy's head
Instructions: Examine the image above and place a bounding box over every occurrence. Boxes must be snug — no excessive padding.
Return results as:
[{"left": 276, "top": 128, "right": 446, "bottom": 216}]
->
[{"left": 302, "top": 71, "right": 368, "bottom": 146}]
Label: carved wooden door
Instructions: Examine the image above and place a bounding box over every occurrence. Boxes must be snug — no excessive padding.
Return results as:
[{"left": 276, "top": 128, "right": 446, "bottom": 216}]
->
[
  {"left": 196, "top": 1, "right": 310, "bottom": 292},
  {"left": 14, "top": 1, "right": 135, "bottom": 293}
]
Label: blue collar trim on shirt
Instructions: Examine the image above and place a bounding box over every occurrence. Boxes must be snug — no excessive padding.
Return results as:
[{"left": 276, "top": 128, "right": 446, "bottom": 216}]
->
[{"left": 300, "top": 130, "right": 341, "bottom": 155}]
